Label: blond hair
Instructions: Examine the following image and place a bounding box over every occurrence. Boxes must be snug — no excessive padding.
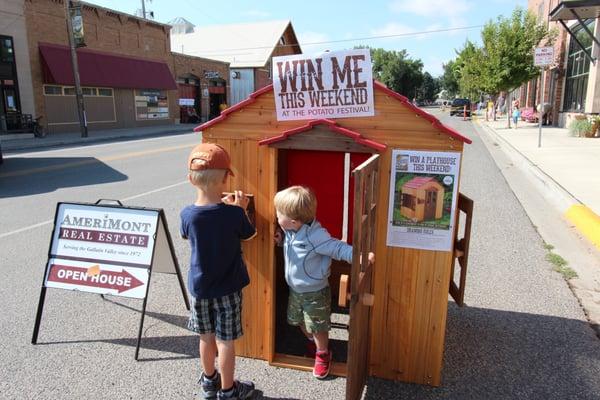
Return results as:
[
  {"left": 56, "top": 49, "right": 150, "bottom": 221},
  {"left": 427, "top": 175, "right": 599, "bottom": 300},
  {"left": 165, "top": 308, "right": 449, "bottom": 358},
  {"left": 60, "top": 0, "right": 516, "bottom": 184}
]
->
[
  {"left": 274, "top": 185, "right": 317, "bottom": 223},
  {"left": 189, "top": 169, "right": 227, "bottom": 189}
]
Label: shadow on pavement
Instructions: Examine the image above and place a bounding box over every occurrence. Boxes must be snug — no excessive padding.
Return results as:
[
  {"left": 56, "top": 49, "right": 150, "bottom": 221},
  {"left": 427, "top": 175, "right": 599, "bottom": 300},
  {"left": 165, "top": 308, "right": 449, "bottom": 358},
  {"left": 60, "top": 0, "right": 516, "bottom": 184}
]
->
[
  {"left": 0, "top": 157, "right": 128, "bottom": 197},
  {"left": 363, "top": 302, "right": 600, "bottom": 399},
  {"left": 254, "top": 391, "right": 302, "bottom": 400}
]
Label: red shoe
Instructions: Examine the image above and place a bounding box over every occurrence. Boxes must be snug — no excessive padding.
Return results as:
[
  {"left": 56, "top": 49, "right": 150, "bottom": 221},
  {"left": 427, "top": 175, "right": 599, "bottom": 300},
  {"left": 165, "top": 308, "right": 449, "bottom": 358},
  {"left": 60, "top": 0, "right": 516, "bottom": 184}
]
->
[
  {"left": 305, "top": 341, "right": 317, "bottom": 358},
  {"left": 313, "top": 350, "right": 332, "bottom": 379}
]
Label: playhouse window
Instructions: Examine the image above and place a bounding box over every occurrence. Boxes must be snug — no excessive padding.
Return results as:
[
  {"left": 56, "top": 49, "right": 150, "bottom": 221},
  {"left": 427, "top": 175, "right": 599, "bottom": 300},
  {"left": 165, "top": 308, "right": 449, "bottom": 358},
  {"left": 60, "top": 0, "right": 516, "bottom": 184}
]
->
[{"left": 402, "top": 193, "right": 416, "bottom": 210}]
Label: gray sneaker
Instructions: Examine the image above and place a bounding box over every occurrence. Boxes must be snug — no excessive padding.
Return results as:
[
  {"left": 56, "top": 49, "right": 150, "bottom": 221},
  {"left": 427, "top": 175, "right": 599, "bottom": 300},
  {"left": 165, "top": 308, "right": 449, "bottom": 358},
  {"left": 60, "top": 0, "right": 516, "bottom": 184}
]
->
[
  {"left": 216, "top": 380, "right": 255, "bottom": 400},
  {"left": 199, "top": 372, "right": 221, "bottom": 399}
]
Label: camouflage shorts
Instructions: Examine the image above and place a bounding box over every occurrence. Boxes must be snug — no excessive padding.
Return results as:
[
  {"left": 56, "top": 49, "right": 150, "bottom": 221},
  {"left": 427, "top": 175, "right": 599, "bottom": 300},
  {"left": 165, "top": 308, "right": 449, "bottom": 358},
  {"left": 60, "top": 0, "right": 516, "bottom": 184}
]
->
[{"left": 287, "top": 286, "right": 331, "bottom": 333}]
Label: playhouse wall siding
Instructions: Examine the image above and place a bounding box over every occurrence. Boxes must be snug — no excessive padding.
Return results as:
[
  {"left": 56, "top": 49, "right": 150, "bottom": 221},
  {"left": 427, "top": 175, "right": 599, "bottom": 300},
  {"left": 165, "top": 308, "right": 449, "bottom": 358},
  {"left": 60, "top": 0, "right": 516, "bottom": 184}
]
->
[
  {"left": 201, "top": 88, "right": 464, "bottom": 386},
  {"left": 206, "top": 138, "right": 276, "bottom": 360}
]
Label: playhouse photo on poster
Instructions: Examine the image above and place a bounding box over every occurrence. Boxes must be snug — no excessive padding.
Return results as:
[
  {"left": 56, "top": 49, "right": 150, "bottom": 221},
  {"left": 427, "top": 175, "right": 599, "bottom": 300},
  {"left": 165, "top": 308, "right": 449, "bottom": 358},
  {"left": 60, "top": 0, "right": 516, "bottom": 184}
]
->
[{"left": 386, "top": 149, "right": 461, "bottom": 251}]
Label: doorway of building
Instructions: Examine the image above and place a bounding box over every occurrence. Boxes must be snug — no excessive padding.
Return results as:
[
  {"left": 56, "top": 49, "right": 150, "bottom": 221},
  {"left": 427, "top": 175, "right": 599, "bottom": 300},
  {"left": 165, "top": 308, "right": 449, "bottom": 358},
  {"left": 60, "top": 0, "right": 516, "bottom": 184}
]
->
[
  {"left": 0, "top": 35, "right": 21, "bottom": 132},
  {"left": 208, "top": 79, "right": 226, "bottom": 120}
]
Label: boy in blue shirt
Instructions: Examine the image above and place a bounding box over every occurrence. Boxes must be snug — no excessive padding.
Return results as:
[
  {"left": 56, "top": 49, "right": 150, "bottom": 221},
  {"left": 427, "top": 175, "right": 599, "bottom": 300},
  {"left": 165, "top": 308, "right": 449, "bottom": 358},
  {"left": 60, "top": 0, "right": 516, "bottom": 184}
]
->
[
  {"left": 181, "top": 143, "right": 256, "bottom": 400},
  {"left": 274, "top": 185, "right": 374, "bottom": 379}
]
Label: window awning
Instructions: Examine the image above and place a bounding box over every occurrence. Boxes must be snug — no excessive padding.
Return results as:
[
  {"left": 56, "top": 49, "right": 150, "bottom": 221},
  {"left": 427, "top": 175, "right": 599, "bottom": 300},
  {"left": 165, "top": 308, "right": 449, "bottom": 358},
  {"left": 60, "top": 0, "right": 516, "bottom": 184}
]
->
[
  {"left": 550, "top": 0, "right": 600, "bottom": 21},
  {"left": 39, "top": 43, "right": 177, "bottom": 90},
  {"left": 549, "top": 1, "right": 600, "bottom": 63}
]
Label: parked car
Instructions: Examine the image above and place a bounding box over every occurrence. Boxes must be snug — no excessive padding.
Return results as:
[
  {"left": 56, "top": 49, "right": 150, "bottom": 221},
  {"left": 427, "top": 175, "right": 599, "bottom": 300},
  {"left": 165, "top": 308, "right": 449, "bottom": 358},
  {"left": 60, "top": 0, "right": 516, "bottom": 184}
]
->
[{"left": 450, "top": 98, "right": 471, "bottom": 117}]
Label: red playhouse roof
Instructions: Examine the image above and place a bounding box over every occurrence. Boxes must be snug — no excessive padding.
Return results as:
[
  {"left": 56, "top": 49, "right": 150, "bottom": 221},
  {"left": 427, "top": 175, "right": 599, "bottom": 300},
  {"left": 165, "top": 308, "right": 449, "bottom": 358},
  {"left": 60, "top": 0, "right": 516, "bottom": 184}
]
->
[
  {"left": 403, "top": 177, "right": 437, "bottom": 189},
  {"left": 194, "top": 81, "right": 471, "bottom": 145},
  {"left": 258, "top": 119, "right": 387, "bottom": 151}
]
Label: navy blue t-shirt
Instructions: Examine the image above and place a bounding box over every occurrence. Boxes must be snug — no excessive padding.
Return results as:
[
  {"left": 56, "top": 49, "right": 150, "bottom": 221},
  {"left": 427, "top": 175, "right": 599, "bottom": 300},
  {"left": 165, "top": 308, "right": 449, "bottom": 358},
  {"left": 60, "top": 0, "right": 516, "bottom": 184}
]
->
[{"left": 180, "top": 203, "right": 256, "bottom": 299}]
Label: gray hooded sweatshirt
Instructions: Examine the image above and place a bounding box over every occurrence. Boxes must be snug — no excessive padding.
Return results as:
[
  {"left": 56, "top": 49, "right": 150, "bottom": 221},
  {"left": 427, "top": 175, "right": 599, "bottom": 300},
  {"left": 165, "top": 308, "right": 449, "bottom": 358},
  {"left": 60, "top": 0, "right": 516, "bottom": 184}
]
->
[{"left": 283, "top": 219, "right": 353, "bottom": 293}]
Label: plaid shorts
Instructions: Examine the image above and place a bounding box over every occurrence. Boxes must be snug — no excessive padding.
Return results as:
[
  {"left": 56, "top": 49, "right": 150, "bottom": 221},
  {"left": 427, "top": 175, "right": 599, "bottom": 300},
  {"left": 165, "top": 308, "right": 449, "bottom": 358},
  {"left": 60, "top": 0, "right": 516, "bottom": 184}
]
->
[
  {"left": 287, "top": 286, "right": 331, "bottom": 334},
  {"left": 187, "top": 291, "right": 243, "bottom": 341}
]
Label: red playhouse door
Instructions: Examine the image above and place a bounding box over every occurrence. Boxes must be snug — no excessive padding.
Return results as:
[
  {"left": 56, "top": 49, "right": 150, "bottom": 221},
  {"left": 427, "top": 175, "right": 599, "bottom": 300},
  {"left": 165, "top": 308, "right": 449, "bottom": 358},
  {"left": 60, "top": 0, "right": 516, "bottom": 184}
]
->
[{"left": 284, "top": 149, "right": 370, "bottom": 242}]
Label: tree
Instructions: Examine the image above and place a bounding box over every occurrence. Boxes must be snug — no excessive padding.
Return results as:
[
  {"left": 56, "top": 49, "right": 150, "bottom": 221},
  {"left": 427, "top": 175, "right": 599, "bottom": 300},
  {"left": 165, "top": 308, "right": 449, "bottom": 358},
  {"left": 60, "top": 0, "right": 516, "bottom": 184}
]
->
[
  {"left": 454, "top": 40, "right": 486, "bottom": 100},
  {"left": 419, "top": 72, "right": 440, "bottom": 102},
  {"left": 447, "top": 7, "right": 554, "bottom": 122},
  {"left": 441, "top": 60, "right": 460, "bottom": 98},
  {"left": 369, "top": 48, "right": 424, "bottom": 99},
  {"left": 480, "top": 7, "right": 554, "bottom": 96}
]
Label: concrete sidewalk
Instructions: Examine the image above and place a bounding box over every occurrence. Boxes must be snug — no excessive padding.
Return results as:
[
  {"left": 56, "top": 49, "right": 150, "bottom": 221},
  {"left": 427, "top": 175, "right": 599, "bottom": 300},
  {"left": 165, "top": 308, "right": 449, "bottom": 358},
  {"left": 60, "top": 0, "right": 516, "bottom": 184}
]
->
[
  {"left": 477, "top": 116, "right": 600, "bottom": 250},
  {"left": 0, "top": 123, "right": 197, "bottom": 153}
]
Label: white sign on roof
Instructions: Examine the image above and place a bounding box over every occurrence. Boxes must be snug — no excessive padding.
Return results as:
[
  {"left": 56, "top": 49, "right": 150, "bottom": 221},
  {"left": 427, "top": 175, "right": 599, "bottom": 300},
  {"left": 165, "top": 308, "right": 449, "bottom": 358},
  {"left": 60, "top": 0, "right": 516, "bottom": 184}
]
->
[
  {"left": 534, "top": 47, "right": 554, "bottom": 66},
  {"left": 272, "top": 49, "right": 375, "bottom": 121}
]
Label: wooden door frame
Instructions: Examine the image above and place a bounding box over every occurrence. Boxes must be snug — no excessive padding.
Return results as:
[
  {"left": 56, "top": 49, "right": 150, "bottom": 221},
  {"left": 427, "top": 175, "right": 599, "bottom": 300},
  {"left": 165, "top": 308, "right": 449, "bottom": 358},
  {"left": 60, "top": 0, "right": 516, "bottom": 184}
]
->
[{"left": 268, "top": 144, "right": 378, "bottom": 378}]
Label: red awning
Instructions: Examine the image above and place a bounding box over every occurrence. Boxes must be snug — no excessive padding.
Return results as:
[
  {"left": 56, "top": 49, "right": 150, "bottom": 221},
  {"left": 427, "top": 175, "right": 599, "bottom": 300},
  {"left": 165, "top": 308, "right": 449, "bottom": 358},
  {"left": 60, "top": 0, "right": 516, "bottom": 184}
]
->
[{"left": 39, "top": 43, "right": 177, "bottom": 90}]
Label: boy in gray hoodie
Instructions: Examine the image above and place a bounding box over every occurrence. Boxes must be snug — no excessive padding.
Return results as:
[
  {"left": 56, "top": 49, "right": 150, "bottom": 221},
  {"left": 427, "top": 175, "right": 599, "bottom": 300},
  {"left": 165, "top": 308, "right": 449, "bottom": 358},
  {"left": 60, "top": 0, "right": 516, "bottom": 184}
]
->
[{"left": 274, "top": 185, "right": 374, "bottom": 379}]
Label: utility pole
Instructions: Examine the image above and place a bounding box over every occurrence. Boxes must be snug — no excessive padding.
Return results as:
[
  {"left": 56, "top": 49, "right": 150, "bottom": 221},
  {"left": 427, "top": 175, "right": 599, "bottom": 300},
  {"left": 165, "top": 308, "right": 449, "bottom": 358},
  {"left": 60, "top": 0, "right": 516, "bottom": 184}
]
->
[
  {"left": 65, "top": 0, "right": 88, "bottom": 138},
  {"left": 141, "top": 0, "right": 146, "bottom": 19}
]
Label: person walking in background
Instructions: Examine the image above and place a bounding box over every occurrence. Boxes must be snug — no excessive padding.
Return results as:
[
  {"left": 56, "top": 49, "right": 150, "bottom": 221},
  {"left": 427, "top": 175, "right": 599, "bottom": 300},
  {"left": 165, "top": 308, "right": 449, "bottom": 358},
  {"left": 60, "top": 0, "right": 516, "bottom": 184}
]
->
[{"left": 512, "top": 106, "right": 521, "bottom": 129}]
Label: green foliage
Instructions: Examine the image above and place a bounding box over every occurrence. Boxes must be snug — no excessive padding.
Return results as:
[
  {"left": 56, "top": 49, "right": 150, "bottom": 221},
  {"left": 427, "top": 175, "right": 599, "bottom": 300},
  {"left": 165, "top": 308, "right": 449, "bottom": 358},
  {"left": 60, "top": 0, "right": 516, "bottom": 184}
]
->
[
  {"left": 441, "top": 60, "right": 459, "bottom": 98},
  {"left": 568, "top": 118, "right": 593, "bottom": 137},
  {"left": 419, "top": 72, "right": 440, "bottom": 102},
  {"left": 449, "top": 7, "right": 555, "bottom": 98},
  {"left": 546, "top": 252, "right": 567, "bottom": 268},
  {"left": 369, "top": 47, "right": 424, "bottom": 98},
  {"left": 480, "top": 8, "right": 554, "bottom": 93},
  {"left": 454, "top": 40, "right": 486, "bottom": 99}
]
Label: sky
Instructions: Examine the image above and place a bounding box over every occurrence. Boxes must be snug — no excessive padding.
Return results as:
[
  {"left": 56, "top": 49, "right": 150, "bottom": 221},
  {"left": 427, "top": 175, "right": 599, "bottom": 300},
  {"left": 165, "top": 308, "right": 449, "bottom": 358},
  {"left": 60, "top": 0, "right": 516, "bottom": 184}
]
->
[{"left": 90, "top": 0, "right": 528, "bottom": 77}]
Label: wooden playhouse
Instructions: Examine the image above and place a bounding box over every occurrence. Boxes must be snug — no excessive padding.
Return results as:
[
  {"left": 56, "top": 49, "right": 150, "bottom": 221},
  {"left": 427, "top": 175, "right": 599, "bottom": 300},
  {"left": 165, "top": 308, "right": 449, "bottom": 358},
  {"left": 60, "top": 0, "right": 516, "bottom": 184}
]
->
[
  {"left": 399, "top": 177, "right": 445, "bottom": 222},
  {"left": 194, "top": 78, "right": 473, "bottom": 399}
]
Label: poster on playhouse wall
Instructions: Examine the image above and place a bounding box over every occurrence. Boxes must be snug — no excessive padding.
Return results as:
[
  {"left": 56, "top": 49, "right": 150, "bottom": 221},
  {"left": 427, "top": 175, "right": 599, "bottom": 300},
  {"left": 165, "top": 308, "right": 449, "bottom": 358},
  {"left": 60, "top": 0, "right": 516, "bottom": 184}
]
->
[
  {"left": 386, "top": 149, "right": 461, "bottom": 251},
  {"left": 272, "top": 48, "right": 374, "bottom": 121}
]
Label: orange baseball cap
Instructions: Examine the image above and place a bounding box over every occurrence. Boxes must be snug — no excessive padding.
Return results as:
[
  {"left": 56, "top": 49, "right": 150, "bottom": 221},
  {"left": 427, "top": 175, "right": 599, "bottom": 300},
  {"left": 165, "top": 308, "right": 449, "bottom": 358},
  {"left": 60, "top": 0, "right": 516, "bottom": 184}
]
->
[{"left": 188, "top": 143, "right": 234, "bottom": 176}]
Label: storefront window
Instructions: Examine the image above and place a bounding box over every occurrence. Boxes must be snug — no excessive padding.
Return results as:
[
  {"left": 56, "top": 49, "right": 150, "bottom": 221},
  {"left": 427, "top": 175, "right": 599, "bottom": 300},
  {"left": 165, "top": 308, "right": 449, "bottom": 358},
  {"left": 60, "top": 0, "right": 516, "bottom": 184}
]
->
[
  {"left": 134, "top": 89, "right": 169, "bottom": 120},
  {"left": 45, "top": 85, "right": 114, "bottom": 97},
  {"left": 563, "top": 20, "right": 595, "bottom": 112},
  {"left": 82, "top": 87, "right": 96, "bottom": 96},
  {"left": 0, "top": 37, "right": 14, "bottom": 63},
  {"left": 44, "top": 85, "right": 62, "bottom": 95}
]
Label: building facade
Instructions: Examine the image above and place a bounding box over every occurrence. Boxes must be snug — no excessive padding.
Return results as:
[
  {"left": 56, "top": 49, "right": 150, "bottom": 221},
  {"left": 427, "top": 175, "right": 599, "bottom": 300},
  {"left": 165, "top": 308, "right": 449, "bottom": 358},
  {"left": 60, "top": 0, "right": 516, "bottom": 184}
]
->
[
  {"left": 170, "top": 19, "right": 301, "bottom": 106},
  {"left": 23, "top": 0, "right": 184, "bottom": 133},
  {"left": 520, "top": 0, "right": 600, "bottom": 127},
  {"left": 0, "top": 0, "right": 36, "bottom": 132},
  {"left": 172, "top": 53, "right": 229, "bottom": 123}
]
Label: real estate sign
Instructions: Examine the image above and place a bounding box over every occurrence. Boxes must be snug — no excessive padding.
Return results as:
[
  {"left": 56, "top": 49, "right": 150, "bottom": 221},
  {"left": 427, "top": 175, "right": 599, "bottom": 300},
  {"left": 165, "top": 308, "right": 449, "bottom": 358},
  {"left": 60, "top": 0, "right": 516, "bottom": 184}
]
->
[
  {"left": 272, "top": 49, "right": 375, "bottom": 121},
  {"left": 44, "top": 203, "right": 160, "bottom": 298}
]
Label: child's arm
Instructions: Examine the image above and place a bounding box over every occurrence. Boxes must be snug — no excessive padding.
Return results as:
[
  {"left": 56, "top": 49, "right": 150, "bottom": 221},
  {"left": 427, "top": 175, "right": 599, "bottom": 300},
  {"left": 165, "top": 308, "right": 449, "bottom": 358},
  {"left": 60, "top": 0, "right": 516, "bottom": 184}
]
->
[
  {"left": 312, "top": 229, "right": 353, "bottom": 263},
  {"left": 179, "top": 210, "right": 188, "bottom": 240}
]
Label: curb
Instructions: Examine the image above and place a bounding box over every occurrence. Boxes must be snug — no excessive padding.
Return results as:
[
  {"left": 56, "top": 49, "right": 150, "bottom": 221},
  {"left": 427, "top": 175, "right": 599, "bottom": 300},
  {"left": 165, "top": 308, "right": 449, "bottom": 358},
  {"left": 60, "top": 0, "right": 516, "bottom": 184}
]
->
[
  {"left": 476, "top": 120, "right": 600, "bottom": 251},
  {"left": 1, "top": 127, "right": 196, "bottom": 153},
  {"left": 565, "top": 205, "right": 600, "bottom": 250}
]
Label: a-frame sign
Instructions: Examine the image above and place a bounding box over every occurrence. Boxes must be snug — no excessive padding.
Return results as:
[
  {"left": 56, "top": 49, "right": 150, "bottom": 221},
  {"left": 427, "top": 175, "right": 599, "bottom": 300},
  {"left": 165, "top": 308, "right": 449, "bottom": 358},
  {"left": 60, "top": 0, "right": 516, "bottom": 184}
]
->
[{"left": 31, "top": 200, "right": 189, "bottom": 360}]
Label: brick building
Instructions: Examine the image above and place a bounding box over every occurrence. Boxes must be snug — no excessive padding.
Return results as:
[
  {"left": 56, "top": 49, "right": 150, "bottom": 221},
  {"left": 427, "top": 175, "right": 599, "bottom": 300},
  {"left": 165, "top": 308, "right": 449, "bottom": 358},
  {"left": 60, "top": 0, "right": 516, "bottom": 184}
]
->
[
  {"left": 170, "top": 19, "right": 301, "bottom": 106},
  {"left": 0, "top": 0, "right": 36, "bottom": 132},
  {"left": 0, "top": 0, "right": 230, "bottom": 135},
  {"left": 517, "top": 0, "right": 600, "bottom": 127},
  {"left": 171, "top": 52, "right": 229, "bottom": 123}
]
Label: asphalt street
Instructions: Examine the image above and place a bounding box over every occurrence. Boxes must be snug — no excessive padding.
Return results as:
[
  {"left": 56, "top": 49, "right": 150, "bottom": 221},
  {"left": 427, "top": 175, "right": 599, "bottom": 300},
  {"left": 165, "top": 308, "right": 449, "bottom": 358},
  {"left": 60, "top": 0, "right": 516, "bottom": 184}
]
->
[{"left": 1, "top": 112, "right": 599, "bottom": 399}]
